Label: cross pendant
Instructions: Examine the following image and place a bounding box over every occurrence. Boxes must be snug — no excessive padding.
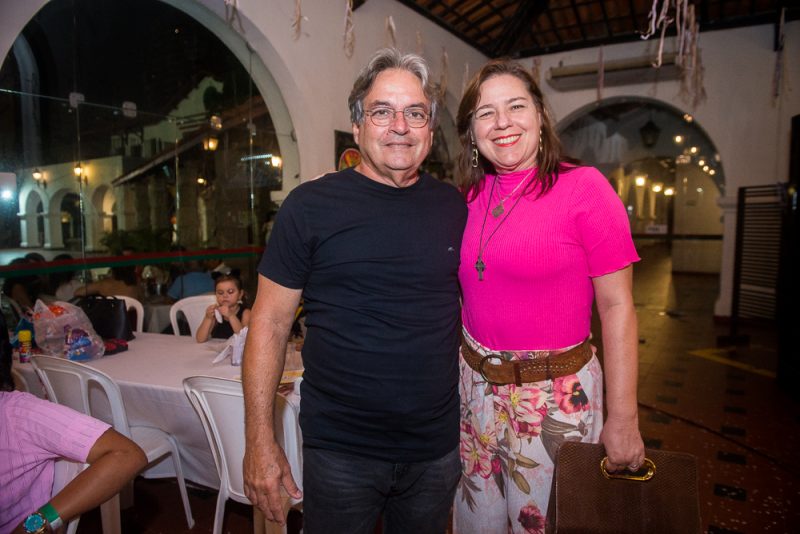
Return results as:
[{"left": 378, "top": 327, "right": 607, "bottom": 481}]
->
[{"left": 475, "top": 258, "right": 485, "bottom": 281}]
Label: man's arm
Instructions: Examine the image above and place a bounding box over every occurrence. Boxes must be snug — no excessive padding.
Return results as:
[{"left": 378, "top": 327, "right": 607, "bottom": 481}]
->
[
  {"left": 13, "top": 428, "right": 147, "bottom": 533},
  {"left": 242, "top": 274, "right": 303, "bottom": 525},
  {"left": 592, "top": 265, "right": 645, "bottom": 472}
]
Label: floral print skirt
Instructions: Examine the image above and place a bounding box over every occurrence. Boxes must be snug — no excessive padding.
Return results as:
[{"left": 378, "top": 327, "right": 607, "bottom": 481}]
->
[{"left": 454, "top": 329, "right": 604, "bottom": 534}]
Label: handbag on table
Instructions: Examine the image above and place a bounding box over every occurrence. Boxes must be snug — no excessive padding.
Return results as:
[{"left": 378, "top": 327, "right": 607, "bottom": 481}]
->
[
  {"left": 546, "top": 441, "right": 702, "bottom": 533},
  {"left": 72, "top": 295, "right": 135, "bottom": 341}
]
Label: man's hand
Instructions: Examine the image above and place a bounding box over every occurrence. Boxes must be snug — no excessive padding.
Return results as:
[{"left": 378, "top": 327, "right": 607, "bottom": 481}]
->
[{"left": 243, "top": 439, "right": 302, "bottom": 524}]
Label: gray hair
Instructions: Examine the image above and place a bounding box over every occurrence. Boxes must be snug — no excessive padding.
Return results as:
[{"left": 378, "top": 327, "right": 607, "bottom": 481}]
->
[{"left": 348, "top": 48, "right": 439, "bottom": 127}]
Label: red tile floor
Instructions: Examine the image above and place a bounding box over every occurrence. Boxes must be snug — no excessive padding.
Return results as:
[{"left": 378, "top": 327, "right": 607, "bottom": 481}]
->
[{"left": 75, "top": 242, "right": 799, "bottom": 533}]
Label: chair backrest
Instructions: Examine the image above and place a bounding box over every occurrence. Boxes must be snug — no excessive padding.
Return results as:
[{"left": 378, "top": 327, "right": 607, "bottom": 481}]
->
[
  {"left": 115, "top": 295, "right": 144, "bottom": 333},
  {"left": 183, "top": 376, "right": 303, "bottom": 505},
  {"left": 169, "top": 295, "right": 216, "bottom": 337},
  {"left": 11, "top": 367, "right": 30, "bottom": 393},
  {"left": 31, "top": 355, "right": 132, "bottom": 438}
]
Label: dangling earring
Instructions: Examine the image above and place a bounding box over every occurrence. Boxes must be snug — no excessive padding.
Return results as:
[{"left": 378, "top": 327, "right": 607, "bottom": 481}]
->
[
  {"left": 538, "top": 128, "right": 543, "bottom": 155},
  {"left": 471, "top": 146, "right": 479, "bottom": 168}
]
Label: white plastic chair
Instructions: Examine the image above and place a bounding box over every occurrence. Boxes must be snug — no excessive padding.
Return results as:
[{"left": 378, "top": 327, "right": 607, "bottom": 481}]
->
[
  {"left": 169, "top": 294, "right": 216, "bottom": 337},
  {"left": 11, "top": 367, "right": 30, "bottom": 393},
  {"left": 31, "top": 355, "right": 195, "bottom": 530},
  {"left": 183, "top": 376, "right": 302, "bottom": 534},
  {"left": 115, "top": 295, "right": 144, "bottom": 333}
]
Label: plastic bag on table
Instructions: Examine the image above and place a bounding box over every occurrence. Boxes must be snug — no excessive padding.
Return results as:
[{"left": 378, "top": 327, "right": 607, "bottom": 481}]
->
[{"left": 32, "top": 300, "right": 105, "bottom": 361}]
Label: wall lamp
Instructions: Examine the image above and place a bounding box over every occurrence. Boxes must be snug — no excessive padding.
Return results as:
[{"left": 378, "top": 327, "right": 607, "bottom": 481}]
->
[
  {"left": 203, "top": 136, "right": 218, "bottom": 151},
  {"left": 74, "top": 163, "right": 87, "bottom": 185},
  {"left": 32, "top": 169, "right": 47, "bottom": 189}
]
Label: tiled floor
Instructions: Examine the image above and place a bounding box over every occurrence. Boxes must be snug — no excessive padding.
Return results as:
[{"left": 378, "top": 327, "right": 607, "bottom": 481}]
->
[{"left": 76, "top": 242, "right": 799, "bottom": 533}]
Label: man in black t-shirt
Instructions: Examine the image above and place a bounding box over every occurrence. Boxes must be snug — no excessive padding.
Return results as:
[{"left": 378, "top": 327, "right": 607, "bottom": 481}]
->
[{"left": 242, "top": 49, "right": 466, "bottom": 534}]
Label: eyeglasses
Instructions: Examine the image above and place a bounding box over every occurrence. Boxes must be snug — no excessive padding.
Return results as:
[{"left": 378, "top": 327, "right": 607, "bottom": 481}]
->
[{"left": 365, "top": 106, "right": 430, "bottom": 128}]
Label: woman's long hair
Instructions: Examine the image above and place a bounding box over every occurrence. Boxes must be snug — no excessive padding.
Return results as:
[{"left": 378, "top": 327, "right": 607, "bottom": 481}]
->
[{"left": 455, "top": 59, "right": 575, "bottom": 201}]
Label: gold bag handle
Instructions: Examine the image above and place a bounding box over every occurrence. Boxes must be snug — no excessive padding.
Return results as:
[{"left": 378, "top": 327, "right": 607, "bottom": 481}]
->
[{"left": 600, "top": 456, "right": 657, "bottom": 481}]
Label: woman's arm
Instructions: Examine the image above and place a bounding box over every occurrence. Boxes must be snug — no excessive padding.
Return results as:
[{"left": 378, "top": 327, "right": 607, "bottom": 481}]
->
[
  {"left": 195, "top": 304, "right": 217, "bottom": 343},
  {"left": 592, "top": 265, "right": 645, "bottom": 471},
  {"left": 13, "top": 428, "right": 147, "bottom": 533}
]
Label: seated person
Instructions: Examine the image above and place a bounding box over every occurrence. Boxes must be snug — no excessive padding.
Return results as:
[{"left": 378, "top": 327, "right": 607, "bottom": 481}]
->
[
  {"left": 2, "top": 258, "right": 41, "bottom": 310},
  {"left": 204, "top": 258, "right": 232, "bottom": 276},
  {"left": 0, "top": 316, "right": 147, "bottom": 534},
  {"left": 166, "top": 260, "right": 214, "bottom": 301},
  {"left": 195, "top": 270, "right": 251, "bottom": 342},
  {"left": 73, "top": 266, "right": 141, "bottom": 300},
  {"left": 48, "top": 254, "right": 84, "bottom": 302}
]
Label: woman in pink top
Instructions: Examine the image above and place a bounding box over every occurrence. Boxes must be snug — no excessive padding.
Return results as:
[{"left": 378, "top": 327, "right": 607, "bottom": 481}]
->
[{"left": 453, "top": 59, "right": 644, "bottom": 533}]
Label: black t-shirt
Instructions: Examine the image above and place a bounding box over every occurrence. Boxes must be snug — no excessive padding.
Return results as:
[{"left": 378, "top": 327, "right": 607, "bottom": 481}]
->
[{"left": 258, "top": 168, "right": 467, "bottom": 462}]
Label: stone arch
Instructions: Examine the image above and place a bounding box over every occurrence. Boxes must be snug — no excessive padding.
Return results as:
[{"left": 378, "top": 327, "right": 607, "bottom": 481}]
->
[
  {"left": 19, "top": 188, "right": 45, "bottom": 247},
  {"left": 557, "top": 95, "right": 725, "bottom": 276},
  {"left": 91, "top": 184, "right": 116, "bottom": 246},
  {"left": 160, "top": 0, "right": 300, "bottom": 200}
]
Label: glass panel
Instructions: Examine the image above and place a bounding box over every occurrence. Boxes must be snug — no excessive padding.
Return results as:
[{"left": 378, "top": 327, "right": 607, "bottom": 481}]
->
[{"left": 2, "top": 1, "right": 289, "bottom": 325}]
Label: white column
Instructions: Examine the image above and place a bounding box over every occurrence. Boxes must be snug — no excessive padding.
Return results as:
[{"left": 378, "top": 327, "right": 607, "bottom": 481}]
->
[{"left": 714, "top": 195, "right": 737, "bottom": 317}]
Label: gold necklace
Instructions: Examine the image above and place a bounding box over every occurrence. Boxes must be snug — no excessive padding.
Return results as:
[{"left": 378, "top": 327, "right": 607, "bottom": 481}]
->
[
  {"left": 475, "top": 173, "right": 532, "bottom": 281},
  {"left": 491, "top": 167, "right": 536, "bottom": 217}
]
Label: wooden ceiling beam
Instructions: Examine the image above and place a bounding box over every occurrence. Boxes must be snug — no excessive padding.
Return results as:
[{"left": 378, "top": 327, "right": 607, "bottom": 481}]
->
[{"left": 492, "top": 0, "right": 549, "bottom": 57}]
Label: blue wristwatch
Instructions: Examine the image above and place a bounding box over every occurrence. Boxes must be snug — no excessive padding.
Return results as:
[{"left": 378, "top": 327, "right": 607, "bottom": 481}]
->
[{"left": 22, "top": 511, "right": 47, "bottom": 534}]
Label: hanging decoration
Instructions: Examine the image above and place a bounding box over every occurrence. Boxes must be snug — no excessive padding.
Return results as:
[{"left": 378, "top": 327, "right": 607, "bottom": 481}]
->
[
  {"left": 530, "top": 57, "right": 541, "bottom": 86},
  {"left": 462, "top": 62, "right": 470, "bottom": 96},
  {"left": 385, "top": 16, "right": 397, "bottom": 48},
  {"left": 439, "top": 47, "right": 449, "bottom": 104},
  {"left": 343, "top": 0, "right": 355, "bottom": 58},
  {"left": 596, "top": 46, "right": 605, "bottom": 102},
  {"left": 640, "top": 0, "right": 706, "bottom": 109},
  {"left": 292, "top": 0, "right": 307, "bottom": 41},
  {"left": 224, "top": 0, "right": 245, "bottom": 34},
  {"left": 416, "top": 31, "right": 424, "bottom": 55},
  {"left": 772, "top": 7, "right": 786, "bottom": 104}
]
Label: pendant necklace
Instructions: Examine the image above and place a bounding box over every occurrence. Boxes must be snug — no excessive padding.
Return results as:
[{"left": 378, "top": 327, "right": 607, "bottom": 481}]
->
[
  {"left": 491, "top": 167, "right": 535, "bottom": 218},
  {"left": 475, "top": 171, "right": 533, "bottom": 281}
]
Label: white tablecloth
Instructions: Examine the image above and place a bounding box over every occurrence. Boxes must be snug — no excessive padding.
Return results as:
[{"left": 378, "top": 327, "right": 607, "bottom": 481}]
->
[{"left": 15, "top": 332, "right": 301, "bottom": 489}]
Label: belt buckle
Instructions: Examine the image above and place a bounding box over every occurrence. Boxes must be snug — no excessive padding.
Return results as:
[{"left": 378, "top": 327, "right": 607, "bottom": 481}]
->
[{"left": 478, "top": 354, "right": 504, "bottom": 385}]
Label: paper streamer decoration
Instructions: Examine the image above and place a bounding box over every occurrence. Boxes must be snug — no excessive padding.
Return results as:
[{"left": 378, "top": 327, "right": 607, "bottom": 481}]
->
[
  {"left": 343, "top": 0, "right": 355, "bottom": 58},
  {"left": 292, "top": 0, "right": 308, "bottom": 40},
  {"left": 531, "top": 57, "right": 541, "bottom": 86},
  {"left": 439, "top": 47, "right": 449, "bottom": 104},
  {"left": 416, "top": 31, "right": 424, "bottom": 55},
  {"left": 224, "top": 0, "right": 245, "bottom": 34},
  {"left": 640, "top": 0, "right": 706, "bottom": 108},
  {"left": 461, "top": 62, "right": 470, "bottom": 96},
  {"left": 385, "top": 16, "right": 397, "bottom": 48},
  {"left": 772, "top": 7, "right": 785, "bottom": 104},
  {"left": 597, "top": 46, "right": 604, "bottom": 102}
]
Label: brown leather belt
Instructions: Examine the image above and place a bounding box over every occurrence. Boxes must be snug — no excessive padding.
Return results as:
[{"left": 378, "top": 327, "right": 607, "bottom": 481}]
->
[{"left": 460, "top": 338, "right": 593, "bottom": 386}]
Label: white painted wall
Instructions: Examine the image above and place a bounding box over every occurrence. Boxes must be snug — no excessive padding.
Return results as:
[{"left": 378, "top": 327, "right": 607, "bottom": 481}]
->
[{"left": 535, "top": 22, "right": 800, "bottom": 315}]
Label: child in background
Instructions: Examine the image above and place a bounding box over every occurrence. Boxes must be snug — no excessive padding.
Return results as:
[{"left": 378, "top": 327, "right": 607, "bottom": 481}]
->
[{"left": 195, "top": 270, "right": 250, "bottom": 342}]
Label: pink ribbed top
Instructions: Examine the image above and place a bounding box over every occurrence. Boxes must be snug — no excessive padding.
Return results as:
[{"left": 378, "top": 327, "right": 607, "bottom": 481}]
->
[{"left": 459, "top": 166, "right": 639, "bottom": 351}]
